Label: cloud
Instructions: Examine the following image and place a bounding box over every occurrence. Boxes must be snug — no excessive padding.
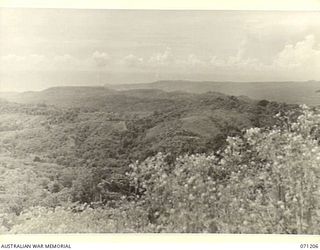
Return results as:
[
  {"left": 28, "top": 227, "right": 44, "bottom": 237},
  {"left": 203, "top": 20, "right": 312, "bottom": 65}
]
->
[
  {"left": 53, "top": 54, "right": 74, "bottom": 63},
  {"left": 184, "top": 54, "right": 205, "bottom": 67},
  {"left": 148, "top": 47, "right": 173, "bottom": 65},
  {"left": 210, "top": 49, "right": 261, "bottom": 71},
  {"left": 92, "top": 51, "right": 111, "bottom": 68},
  {"left": 209, "top": 38, "right": 254, "bottom": 69},
  {"left": 2, "top": 35, "right": 320, "bottom": 81},
  {"left": 1, "top": 54, "right": 46, "bottom": 71},
  {"left": 1, "top": 53, "right": 92, "bottom": 71},
  {"left": 208, "top": 34, "right": 320, "bottom": 79},
  {"left": 273, "top": 34, "right": 320, "bottom": 69},
  {"left": 120, "top": 54, "right": 144, "bottom": 67}
]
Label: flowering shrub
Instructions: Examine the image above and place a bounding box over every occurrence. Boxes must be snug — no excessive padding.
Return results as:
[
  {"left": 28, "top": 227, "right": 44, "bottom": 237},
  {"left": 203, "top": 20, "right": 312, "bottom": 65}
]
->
[
  {"left": 128, "top": 106, "right": 320, "bottom": 233},
  {"left": 4, "top": 202, "right": 150, "bottom": 233}
]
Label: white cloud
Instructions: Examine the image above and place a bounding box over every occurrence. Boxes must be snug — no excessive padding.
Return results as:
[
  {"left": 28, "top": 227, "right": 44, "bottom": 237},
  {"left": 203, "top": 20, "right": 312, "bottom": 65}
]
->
[
  {"left": 184, "top": 54, "right": 205, "bottom": 67},
  {"left": 273, "top": 34, "right": 320, "bottom": 69},
  {"left": 207, "top": 34, "right": 320, "bottom": 80},
  {"left": 1, "top": 54, "right": 46, "bottom": 71},
  {"left": 1, "top": 52, "right": 108, "bottom": 71},
  {"left": 148, "top": 47, "right": 173, "bottom": 65},
  {"left": 210, "top": 51, "right": 261, "bottom": 71},
  {"left": 2, "top": 35, "right": 320, "bottom": 81},
  {"left": 49, "top": 54, "right": 82, "bottom": 70},
  {"left": 209, "top": 38, "right": 258, "bottom": 70},
  {"left": 120, "top": 54, "right": 144, "bottom": 67},
  {"left": 92, "top": 51, "right": 111, "bottom": 68},
  {"left": 53, "top": 54, "right": 74, "bottom": 63}
]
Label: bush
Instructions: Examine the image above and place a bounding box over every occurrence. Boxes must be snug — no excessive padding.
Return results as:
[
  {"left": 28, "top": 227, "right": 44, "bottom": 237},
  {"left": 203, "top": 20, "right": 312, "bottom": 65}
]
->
[
  {"left": 6, "top": 202, "right": 150, "bottom": 233},
  {"left": 128, "top": 105, "right": 320, "bottom": 233}
]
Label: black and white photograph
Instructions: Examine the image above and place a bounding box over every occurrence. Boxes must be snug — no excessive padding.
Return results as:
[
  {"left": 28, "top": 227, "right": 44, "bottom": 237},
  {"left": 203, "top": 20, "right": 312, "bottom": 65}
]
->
[{"left": 0, "top": 5, "right": 320, "bottom": 235}]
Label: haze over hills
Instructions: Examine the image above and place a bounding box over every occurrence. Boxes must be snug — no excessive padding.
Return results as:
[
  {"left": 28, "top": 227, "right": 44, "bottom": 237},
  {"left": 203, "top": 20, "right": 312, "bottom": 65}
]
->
[
  {"left": 0, "top": 80, "right": 319, "bottom": 106},
  {"left": 107, "top": 80, "right": 320, "bottom": 106}
]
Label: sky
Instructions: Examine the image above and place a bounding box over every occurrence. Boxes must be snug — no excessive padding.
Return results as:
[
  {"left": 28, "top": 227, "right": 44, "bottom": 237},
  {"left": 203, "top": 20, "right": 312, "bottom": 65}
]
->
[{"left": 1, "top": 8, "right": 320, "bottom": 91}]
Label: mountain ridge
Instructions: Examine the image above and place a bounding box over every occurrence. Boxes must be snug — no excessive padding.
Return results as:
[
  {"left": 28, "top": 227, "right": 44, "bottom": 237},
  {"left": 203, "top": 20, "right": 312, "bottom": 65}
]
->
[
  {"left": 1, "top": 80, "right": 319, "bottom": 107},
  {"left": 107, "top": 80, "right": 320, "bottom": 106}
]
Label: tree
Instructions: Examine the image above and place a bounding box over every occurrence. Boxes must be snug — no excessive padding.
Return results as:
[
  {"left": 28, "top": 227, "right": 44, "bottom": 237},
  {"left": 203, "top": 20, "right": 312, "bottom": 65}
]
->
[{"left": 128, "top": 105, "right": 320, "bottom": 233}]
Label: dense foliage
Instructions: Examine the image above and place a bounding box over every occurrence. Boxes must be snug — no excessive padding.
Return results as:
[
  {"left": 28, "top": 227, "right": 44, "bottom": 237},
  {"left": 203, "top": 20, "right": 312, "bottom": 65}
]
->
[
  {"left": 127, "top": 105, "right": 320, "bottom": 233},
  {"left": 1, "top": 96, "right": 319, "bottom": 233},
  {"left": 0, "top": 89, "right": 294, "bottom": 206}
]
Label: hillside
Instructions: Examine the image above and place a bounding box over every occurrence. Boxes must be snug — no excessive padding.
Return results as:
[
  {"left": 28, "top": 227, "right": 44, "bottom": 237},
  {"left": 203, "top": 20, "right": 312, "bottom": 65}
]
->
[
  {"left": 1, "top": 86, "right": 116, "bottom": 108},
  {"left": 108, "top": 80, "right": 320, "bottom": 106},
  {"left": 0, "top": 88, "right": 296, "bottom": 196},
  {"left": 3, "top": 81, "right": 319, "bottom": 108},
  {"left": 0, "top": 86, "right": 307, "bottom": 233},
  {"left": 0, "top": 87, "right": 296, "bottom": 160}
]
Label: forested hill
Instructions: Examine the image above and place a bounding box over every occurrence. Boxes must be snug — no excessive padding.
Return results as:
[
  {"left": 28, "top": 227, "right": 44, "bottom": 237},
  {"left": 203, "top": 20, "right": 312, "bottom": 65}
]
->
[
  {"left": 108, "top": 80, "right": 320, "bottom": 106},
  {"left": 0, "top": 86, "right": 299, "bottom": 163},
  {"left": 0, "top": 87, "right": 297, "bottom": 207}
]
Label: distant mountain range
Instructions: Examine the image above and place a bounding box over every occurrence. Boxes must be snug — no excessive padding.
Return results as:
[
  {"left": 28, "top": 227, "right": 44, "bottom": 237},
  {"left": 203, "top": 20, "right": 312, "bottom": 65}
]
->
[
  {"left": 0, "top": 80, "right": 319, "bottom": 106},
  {"left": 107, "top": 80, "right": 320, "bottom": 106}
]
